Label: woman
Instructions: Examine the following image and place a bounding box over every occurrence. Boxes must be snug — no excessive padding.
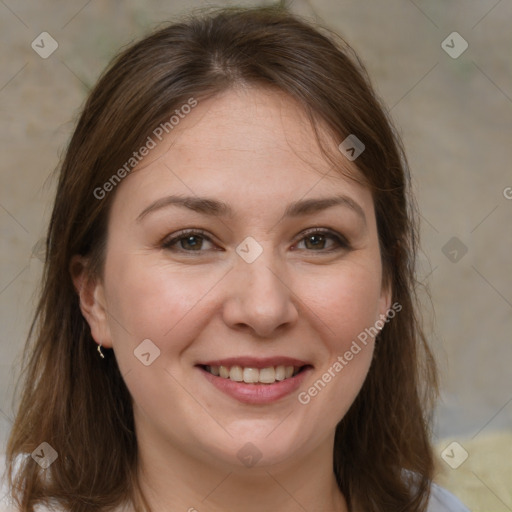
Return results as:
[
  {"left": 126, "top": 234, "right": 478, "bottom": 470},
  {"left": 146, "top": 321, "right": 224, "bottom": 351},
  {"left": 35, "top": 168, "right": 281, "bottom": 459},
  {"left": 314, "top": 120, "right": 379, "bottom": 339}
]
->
[{"left": 2, "top": 5, "right": 470, "bottom": 512}]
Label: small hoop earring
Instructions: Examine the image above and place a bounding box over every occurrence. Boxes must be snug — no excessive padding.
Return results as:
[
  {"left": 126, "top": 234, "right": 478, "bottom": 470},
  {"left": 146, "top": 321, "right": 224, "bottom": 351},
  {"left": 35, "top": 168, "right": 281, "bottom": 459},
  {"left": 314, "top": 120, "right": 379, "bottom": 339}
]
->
[{"left": 97, "top": 344, "right": 105, "bottom": 359}]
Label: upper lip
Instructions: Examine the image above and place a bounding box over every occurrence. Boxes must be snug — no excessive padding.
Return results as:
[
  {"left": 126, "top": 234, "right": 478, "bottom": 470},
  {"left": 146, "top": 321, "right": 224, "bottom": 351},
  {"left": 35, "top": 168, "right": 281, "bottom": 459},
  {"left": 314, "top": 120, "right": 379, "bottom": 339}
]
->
[{"left": 197, "top": 356, "right": 312, "bottom": 369}]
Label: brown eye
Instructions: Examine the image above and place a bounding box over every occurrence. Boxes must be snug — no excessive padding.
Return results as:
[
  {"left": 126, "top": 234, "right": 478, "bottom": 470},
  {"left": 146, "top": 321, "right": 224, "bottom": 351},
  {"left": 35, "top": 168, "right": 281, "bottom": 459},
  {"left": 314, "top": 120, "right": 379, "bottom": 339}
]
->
[
  {"left": 162, "top": 230, "right": 214, "bottom": 252},
  {"left": 295, "top": 229, "right": 349, "bottom": 252}
]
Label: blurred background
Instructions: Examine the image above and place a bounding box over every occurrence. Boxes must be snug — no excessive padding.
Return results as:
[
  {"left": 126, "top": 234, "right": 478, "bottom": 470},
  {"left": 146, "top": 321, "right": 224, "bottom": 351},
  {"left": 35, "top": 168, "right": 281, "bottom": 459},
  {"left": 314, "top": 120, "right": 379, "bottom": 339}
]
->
[{"left": 0, "top": 0, "right": 511, "bottom": 509}]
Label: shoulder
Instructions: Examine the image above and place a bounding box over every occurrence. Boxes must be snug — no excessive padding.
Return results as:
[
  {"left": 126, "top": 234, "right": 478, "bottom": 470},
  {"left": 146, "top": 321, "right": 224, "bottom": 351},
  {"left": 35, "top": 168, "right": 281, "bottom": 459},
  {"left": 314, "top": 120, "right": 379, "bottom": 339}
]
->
[
  {"left": 427, "top": 481, "right": 470, "bottom": 512},
  {"left": 0, "top": 453, "right": 61, "bottom": 512},
  {"left": 402, "top": 469, "right": 470, "bottom": 512},
  {"left": 2, "top": 453, "right": 470, "bottom": 512},
  {"left": 0, "top": 453, "right": 128, "bottom": 512}
]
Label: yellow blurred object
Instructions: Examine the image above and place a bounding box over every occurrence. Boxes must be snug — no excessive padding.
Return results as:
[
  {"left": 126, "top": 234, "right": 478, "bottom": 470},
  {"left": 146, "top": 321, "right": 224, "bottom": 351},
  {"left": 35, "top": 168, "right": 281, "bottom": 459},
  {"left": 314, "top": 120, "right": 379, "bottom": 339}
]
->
[{"left": 435, "top": 430, "right": 512, "bottom": 511}]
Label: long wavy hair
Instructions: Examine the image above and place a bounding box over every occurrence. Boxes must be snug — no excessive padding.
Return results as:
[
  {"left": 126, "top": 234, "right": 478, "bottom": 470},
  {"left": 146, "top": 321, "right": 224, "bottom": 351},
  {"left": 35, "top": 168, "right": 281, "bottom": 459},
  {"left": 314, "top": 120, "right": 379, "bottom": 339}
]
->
[{"left": 5, "top": 5, "right": 438, "bottom": 511}]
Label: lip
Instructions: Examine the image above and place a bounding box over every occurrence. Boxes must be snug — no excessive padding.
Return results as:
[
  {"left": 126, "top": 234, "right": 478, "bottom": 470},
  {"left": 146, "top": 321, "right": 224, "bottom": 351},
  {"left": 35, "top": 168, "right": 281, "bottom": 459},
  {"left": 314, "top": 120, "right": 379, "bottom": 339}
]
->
[
  {"left": 198, "top": 356, "right": 311, "bottom": 369},
  {"left": 197, "top": 364, "right": 313, "bottom": 405}
]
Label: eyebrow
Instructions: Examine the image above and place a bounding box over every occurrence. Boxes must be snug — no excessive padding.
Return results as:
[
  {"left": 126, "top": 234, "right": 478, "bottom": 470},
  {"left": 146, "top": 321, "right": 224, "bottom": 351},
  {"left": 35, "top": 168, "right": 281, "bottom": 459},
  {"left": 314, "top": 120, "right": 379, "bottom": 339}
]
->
[{"left": 136, "top": 194, "right": 366, "bottom": 224}]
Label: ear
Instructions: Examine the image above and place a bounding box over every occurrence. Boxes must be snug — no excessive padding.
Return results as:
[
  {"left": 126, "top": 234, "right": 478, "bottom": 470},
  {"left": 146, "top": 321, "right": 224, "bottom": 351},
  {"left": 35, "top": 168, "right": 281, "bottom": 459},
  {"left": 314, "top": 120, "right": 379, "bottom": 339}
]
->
[{"left": 70, "top": 255, "right": 113, "bottom": 349}]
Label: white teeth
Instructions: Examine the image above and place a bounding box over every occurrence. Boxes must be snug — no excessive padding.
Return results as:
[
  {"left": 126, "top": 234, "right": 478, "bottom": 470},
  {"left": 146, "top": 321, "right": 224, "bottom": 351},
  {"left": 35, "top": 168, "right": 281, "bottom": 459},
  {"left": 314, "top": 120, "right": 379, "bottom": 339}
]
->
[
  {"left": 275, "top": 366, "right": 286, "bottom": 381},
  {"left": 243, "top": 367, "right": 259, "bottom": 383},
  {"left": 205, "top": 364, "right": 303, "bottom": 384},
  {"left": 258, "top": 367, "right": 276, "bottom": 383},
  {"left": 229, "top": 365, "right": 243, "bottom": 382}
]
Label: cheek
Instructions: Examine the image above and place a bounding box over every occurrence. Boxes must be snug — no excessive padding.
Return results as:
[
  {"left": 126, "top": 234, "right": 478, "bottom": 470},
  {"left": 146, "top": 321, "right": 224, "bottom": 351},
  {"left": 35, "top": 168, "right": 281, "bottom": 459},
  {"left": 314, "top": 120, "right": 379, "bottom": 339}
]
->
[
  {"left": 295, "top": 262, "right": 382, "bottom": 413},
  {"left": 304, "top": 261, "right": 383, "bottom": 346},
  {"left": 103, "top": 252, "right": 216, "bottom": 354}
]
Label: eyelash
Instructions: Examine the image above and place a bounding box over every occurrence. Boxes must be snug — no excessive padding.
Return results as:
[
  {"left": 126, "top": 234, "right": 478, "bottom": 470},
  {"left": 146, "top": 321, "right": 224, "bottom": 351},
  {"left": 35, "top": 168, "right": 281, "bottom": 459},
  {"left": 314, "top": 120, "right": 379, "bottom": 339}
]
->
[{"left": 161, "top": 228, "right": 350, "bottom": 254}]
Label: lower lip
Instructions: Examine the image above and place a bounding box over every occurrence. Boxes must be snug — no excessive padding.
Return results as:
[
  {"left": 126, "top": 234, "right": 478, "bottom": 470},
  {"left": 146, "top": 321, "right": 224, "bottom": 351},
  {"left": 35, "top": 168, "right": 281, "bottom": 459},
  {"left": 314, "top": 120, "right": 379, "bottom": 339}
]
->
[{"left": 198, "top": 366, "right": 312, "bottom": 404}]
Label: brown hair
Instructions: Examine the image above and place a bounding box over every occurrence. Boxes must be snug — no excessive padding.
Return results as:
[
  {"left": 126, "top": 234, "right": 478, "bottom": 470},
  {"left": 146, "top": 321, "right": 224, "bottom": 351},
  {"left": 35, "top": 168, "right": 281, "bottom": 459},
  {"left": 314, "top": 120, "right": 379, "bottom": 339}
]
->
[{"left": 5, "top": 4, "right": 438, "bottom": 511}]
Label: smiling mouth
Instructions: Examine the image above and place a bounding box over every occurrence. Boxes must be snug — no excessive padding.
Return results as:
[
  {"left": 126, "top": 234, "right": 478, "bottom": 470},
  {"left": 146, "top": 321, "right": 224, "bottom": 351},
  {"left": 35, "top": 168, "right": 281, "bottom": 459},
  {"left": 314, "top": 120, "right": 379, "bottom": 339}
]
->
[{"left": 200, "top": 364, "right": 310, "bottom": 385}]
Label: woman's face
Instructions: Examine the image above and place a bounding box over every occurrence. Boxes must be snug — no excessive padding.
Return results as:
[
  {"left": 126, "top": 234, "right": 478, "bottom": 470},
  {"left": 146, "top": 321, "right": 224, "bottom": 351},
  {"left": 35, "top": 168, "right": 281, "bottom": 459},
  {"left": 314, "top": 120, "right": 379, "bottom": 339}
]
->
[{"left": 81, "top": 87, "right": 391, "bottom": 471}]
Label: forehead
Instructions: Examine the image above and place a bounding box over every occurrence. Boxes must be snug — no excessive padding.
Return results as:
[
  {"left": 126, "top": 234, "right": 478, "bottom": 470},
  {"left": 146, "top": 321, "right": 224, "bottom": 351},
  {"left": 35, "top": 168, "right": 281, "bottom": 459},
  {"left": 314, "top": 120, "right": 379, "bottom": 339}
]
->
[
  {"left": 163, "top": 87, "right": 349, "bottom": 172},
  {"left": 110, "top": 86, "right": 372, "bottom": 219}
]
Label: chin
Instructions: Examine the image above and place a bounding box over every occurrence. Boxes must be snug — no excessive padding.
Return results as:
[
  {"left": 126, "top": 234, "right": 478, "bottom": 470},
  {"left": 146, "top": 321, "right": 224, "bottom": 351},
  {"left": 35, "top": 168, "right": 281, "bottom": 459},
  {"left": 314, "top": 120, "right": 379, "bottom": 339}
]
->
[{"left": 197, "top": 420, "right": 309, "bottom": 469}]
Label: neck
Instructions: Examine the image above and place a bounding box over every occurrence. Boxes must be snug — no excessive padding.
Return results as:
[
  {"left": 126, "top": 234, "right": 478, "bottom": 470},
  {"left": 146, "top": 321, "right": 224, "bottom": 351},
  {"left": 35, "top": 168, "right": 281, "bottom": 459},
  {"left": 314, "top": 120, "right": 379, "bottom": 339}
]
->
[{"left": 132, "top": 418, "right": 348, "bottom": 512}]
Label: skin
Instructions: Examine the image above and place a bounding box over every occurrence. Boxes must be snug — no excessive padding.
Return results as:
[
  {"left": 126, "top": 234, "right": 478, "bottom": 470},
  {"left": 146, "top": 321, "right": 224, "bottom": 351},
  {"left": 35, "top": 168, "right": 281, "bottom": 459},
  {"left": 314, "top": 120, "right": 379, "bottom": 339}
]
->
[{"left": 72, "top": 86, "right": 391, "bottom": 512}]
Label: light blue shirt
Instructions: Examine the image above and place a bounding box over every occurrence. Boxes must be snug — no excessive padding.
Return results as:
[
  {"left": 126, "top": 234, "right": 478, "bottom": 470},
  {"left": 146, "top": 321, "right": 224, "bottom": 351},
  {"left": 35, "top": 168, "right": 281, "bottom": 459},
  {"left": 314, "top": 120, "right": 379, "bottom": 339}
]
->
[{"left": 427, "top": 481, "right": 471, "bottom": 511}]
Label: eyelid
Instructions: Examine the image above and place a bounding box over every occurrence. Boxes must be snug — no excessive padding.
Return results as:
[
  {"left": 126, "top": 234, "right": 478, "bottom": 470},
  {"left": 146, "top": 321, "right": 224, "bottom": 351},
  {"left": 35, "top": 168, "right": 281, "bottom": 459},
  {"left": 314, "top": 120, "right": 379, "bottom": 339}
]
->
[{"left": 296, "top": 227, "right": 350, "bottom": 246}]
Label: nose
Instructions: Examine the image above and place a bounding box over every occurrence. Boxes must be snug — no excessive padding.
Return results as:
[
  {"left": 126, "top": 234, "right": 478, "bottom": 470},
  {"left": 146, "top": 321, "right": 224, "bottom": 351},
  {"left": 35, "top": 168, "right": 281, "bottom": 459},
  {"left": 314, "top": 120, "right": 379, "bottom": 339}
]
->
[{"left": 221, "top": 245, "right": 299, "bottom": 338}]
